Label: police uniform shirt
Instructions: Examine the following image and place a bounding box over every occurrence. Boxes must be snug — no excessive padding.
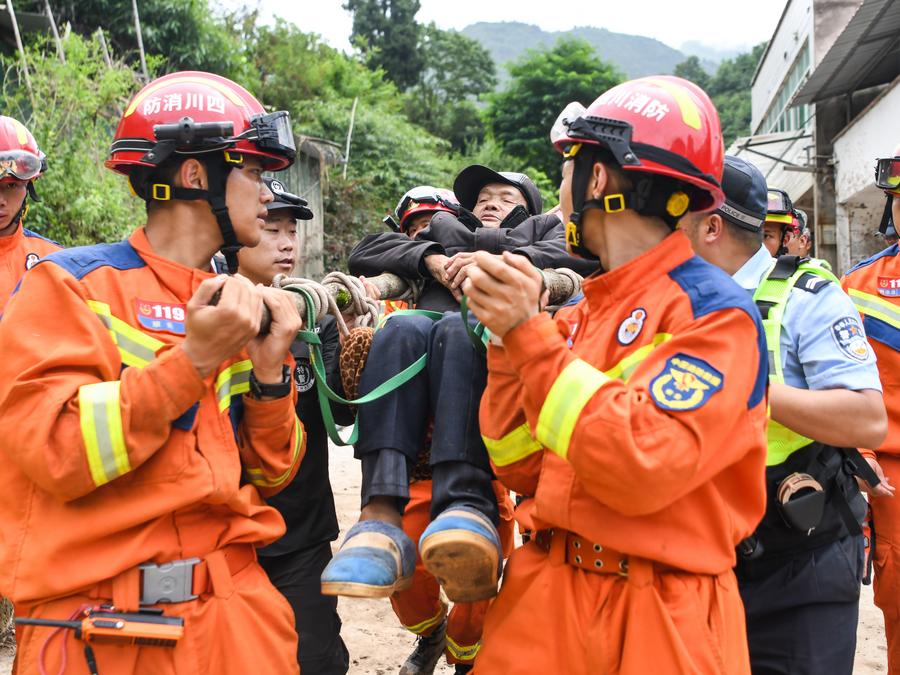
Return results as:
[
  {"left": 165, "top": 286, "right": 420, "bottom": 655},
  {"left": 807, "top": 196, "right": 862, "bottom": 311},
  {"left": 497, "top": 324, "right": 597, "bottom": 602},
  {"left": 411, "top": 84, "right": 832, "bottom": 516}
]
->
[{"left": 733, "top": 244, "right": 882, "bottom": 392}]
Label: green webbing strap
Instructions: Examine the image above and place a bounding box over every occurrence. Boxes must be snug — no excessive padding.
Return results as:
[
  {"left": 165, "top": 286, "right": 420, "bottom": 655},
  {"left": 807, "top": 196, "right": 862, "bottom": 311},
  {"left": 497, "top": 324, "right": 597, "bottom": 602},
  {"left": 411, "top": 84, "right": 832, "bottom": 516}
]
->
[
  {"left": 460, "top": 295, "right": 491, "bottom": 354},
  {"left": 752, "top": 257, "right": 840, "bottom": 465},
  {"left": 292, "top": 288, "right": 440, "bottom": 446}
]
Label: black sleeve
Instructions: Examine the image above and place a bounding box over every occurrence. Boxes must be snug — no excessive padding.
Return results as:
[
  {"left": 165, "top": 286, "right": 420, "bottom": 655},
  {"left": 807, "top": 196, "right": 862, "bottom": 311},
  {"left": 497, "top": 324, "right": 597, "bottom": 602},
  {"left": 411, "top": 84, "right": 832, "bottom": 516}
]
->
[
  {"left": 319, "top": 316, "right": 355, "bottom": 426},
  {"left": 348, "top": 232, "right": 443, "bottom": 280}
]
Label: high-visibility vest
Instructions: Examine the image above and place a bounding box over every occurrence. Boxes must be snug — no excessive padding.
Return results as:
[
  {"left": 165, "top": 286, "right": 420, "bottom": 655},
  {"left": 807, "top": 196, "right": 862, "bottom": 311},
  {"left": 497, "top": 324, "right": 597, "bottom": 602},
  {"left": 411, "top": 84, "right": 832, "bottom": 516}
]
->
[{"left": 752, "top": 255, "right": 839, "bottom": 466}]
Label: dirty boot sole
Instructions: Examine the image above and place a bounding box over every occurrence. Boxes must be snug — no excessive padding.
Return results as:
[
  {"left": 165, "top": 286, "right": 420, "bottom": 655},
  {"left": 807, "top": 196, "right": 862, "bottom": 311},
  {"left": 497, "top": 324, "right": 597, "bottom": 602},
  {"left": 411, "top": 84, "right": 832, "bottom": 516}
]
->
[
  {"left": 320, "top": 574, "right": 412, "bottom": 599},
  {"left": 420, "top": 530, "right": 499, "bottom": 602}
]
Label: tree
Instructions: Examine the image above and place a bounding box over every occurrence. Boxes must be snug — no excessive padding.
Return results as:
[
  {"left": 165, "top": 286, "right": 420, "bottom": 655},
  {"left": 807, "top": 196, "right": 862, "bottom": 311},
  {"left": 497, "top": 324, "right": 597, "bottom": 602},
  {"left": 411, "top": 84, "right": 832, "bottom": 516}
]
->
[
  {"left": 344, "top": 0, "right": 424, "bottom": 91},
  {"left": 673, "top": 55, "right": 710, "bottom": 92},
  {"left": 406, "top": 24, "right": 496, "bottom": 152},
  {"left": 486, "top": 39, "right": 623, "bottom": 180},
  {"left": 708, "top": 43, "right": 766, "bottom": 145}
]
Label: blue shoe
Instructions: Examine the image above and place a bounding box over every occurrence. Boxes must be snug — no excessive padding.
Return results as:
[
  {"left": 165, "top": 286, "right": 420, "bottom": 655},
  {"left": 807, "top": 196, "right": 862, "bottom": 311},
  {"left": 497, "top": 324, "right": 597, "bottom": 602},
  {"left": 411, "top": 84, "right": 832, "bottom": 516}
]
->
[
  {"left": 419, "top": 506, "right": 502, "bottom": 602},
  {"left": 321, "top": 520, "right": 416, "bottom": 598}
]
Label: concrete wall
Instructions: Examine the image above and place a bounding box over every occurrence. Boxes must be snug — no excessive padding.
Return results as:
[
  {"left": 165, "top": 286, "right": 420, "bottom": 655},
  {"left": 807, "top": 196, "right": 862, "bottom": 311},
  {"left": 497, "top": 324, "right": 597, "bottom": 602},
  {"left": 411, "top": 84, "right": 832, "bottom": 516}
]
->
[
  {"left": 752, "top": 0, "right": 814, "bottom": 130},
  {"left": 832, "top": 79, "right": 900, "bottom": 272},
  {"left": 277, "top": 150, "right": 325, "bottom": 279}
]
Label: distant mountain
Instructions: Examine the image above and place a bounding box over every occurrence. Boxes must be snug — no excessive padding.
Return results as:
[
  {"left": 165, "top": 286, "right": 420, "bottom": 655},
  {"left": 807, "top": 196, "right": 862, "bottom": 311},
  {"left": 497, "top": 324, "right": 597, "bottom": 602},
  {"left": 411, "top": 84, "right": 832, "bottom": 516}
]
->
[{"left": 462, "top": 22, "right": 709, "bottom": 82}]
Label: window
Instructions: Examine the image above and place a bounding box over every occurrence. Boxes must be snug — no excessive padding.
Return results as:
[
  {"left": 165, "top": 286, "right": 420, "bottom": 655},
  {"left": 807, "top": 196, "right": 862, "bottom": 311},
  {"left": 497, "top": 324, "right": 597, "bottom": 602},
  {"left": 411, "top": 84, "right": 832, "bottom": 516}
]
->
[{"left": 758, "top": 40, "right": 812, "bottom": 134}]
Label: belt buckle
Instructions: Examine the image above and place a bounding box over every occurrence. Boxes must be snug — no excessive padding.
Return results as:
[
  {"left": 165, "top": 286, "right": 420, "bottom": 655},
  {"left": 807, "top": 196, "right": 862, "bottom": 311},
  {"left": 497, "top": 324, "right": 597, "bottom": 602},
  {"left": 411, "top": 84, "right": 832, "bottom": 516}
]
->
[{"left": 139, "top": 557, "right": 201, "bottom": 605}]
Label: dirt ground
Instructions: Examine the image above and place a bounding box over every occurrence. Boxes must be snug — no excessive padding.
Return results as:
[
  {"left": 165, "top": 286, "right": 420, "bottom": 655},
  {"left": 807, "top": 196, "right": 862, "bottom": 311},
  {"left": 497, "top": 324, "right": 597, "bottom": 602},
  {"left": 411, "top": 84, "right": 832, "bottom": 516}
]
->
[{"left": 0, "top": 442, "right": 889, "bottom": 674}]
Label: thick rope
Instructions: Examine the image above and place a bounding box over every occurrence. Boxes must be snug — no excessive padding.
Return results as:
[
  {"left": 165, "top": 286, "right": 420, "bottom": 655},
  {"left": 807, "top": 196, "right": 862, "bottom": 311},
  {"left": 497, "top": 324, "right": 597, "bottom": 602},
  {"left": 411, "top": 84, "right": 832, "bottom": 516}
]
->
[
  {"left": 322, "top": 271, "right": 381, "bottom": 330},
  {"left": 273, "top": 272, "right": 380, "bottom": 338}
]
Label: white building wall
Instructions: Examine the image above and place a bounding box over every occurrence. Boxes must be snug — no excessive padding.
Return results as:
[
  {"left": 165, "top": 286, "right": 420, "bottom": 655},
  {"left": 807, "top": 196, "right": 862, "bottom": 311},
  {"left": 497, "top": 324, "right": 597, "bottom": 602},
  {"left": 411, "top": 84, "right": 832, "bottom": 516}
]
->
[
  {"left": 751, "top": 0, "right": 814, "bottom": 131},
  {"left": 832, "top": 79, "right": 900, "bottom": 271}
]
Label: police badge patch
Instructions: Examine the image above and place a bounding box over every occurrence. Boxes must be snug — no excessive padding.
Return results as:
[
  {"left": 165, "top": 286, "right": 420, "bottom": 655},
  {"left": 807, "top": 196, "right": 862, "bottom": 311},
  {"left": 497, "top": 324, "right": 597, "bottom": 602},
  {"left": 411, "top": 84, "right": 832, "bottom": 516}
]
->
[
  {"left": 617, "top": 308, "right": 646, "bottom": 345},
  {"left": 649, "top": 353, "right": 724, "bottom": 412},
  {"left": 294, "top": 361, "right": 315, "bottom": 393},
  {"left": 831, "top": 316, "right": 870, "bottom": 362}
]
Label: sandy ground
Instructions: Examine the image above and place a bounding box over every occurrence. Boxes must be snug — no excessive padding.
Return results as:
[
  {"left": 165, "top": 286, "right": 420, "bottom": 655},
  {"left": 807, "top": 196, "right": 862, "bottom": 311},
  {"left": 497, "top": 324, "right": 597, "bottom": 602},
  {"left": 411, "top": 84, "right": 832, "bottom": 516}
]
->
[{"left": 0, "top": 442, "right": 889, "bottom": 674}]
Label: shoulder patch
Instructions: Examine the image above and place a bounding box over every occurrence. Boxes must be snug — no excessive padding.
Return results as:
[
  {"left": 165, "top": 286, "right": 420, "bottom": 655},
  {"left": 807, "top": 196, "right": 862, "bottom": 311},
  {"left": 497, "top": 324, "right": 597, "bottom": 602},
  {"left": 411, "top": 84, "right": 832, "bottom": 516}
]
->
[
  {"left": 795, "top": 272, "right": 831, "bottom": 294},
  {"left": 649, "top": 353, "right": 724, "bottom": 412},
  {"left": 846, "top": 243, "right": 900, "bottom": 275},
  {"left": 831, "top": 316, "right": 871, "bottom": 362},
  {"left": 39, "top": 240, "right": 145, "bottom": 280}
]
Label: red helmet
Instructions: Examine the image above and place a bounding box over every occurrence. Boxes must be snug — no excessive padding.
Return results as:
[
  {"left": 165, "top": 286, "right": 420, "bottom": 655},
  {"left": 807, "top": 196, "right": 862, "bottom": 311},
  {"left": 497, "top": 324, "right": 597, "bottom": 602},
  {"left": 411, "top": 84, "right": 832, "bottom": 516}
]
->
[
  {"left": 0, "top": 116, "right": 46, "bottom": 183},
  {"left": 393, "top": 186, "right": 459, "bottom": 232},
  {"left": 550, "top": 76, "right": 724, "bottom": 258},
  {"left": 107, "top": 71, "right": 295, "bottom": 177}
]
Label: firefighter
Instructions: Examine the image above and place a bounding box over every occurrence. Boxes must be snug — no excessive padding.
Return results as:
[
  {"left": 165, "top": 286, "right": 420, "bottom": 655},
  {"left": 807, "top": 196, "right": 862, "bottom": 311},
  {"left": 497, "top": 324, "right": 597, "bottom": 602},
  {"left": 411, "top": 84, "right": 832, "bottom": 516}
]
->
[
  {"left": 0, "top": 72, "right": 305, "bottom": 675},
  {"left": 0, "top": 115, "right": 59, "bottom": 309},
  {"left": 682, "top": 154, "right": 888, "bottom": 674},
  {"left": 842, "top": 145, "right": 900, "bottom": 674},
  {"left": 763, "top": 188, "right": 804, "bottom": 257},
  {"left": 462, "top": 77, "right": 769, "bottom": 674},
  {"left": 237, "top": 177, "right": 352, "bottom": 675}
]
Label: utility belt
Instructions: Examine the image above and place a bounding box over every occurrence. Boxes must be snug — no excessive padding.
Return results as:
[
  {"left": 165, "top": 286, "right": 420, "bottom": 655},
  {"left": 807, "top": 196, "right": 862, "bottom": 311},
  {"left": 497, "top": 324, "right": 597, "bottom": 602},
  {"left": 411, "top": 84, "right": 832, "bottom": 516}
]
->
[
  {"left": 93, "top": 543, "right": 257, "bottom": 607},
  {"left": 532, "top": 528, "right": 682, "bottom": 577},
  {"left": 737, "top": 443, "right": 876, "bottom": 573}
]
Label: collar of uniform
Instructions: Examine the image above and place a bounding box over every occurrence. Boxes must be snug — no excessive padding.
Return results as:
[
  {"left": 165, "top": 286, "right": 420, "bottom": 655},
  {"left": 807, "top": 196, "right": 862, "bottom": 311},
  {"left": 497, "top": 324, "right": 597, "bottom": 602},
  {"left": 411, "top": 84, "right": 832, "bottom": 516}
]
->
[
  {"left": 0, "top": 222, "right": 24, "bottom": 254},
  {"left": 580, "top": 231, "right": 694, "bottom": 309},
  {"left": 732, "top": 244, "right": 774, "bottom": 292},
  {"left": 129, "top": 227, "right": 216, "bottom": 300}
]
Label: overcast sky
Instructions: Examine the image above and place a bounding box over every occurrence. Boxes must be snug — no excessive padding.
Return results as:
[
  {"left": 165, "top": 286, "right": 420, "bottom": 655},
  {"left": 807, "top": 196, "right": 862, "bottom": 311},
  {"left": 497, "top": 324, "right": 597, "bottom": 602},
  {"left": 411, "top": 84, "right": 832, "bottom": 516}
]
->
[{"left": 219, "top": 0, "right": 787, "bottom": 54}]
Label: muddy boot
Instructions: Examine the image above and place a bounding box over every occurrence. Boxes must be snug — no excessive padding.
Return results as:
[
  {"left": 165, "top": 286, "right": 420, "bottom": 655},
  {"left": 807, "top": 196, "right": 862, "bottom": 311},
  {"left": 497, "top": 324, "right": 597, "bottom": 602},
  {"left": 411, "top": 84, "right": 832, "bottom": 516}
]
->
[{"left": 399, "top": 618, "right": 447, "bottom": 675}]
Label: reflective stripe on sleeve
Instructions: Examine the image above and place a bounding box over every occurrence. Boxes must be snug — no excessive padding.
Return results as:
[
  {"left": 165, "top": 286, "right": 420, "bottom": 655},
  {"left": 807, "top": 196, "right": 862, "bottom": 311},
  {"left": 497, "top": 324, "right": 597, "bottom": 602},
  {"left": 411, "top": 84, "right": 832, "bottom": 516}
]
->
[
  {"left": 244, "top": 415, "right": 304, "bottom": 488},
  {"left": 482, "top": 423, "right": 542, "bottom": 467},
  {"left": 87, "top": 300, "right": 164, "bottom": 367},
  {"left": 79, "top": 380, "right": 131, "bottom": 486},
  {"left": 536, "top": 359, "right": 611, "bottom": 459},
  {"left": 849, "top": 289, "right": 900, "bottom": 329},
  {"left": 216, "top": 360, "right": 253, "bottom": 412}
]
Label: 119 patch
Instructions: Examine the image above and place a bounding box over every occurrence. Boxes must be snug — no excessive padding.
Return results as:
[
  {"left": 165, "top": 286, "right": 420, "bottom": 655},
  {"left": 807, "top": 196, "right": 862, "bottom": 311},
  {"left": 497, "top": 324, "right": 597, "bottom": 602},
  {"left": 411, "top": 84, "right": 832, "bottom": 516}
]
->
[
  {"left": 649, "top": 353, "right": 724, "bottom": 412},
  {"left": 831, "top": 316, "right": 870, "bottom": 362},
  {"left": 878, "top": 276, "right": 900, "bottom": 297},
  {"left": 135, "top": 299, "right": 186, "bottom": 335}
]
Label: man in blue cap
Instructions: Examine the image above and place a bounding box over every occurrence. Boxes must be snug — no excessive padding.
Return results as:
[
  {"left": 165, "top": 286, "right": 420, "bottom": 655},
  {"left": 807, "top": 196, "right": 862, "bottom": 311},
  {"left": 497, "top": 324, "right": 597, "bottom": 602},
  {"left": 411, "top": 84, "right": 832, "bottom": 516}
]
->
[{"left": 682, "top": 155, "right": 890, "bottom": 674}]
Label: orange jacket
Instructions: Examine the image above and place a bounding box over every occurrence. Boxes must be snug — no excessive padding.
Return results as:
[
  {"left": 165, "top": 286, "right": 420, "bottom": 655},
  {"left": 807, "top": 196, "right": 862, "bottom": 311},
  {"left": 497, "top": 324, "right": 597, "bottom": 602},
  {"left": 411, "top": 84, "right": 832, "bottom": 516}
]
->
[
  {"left": 0, "top": 228, "right": 304, "bottom": 604},
  {"left": 480, "top": 232, "right": 768, "bottom": 574},
  {"left": 0, "top": 224, "right": 60, "bottom": 312},
  {"left": 842, "top": 245, "right": 900, "bottom": 455}
]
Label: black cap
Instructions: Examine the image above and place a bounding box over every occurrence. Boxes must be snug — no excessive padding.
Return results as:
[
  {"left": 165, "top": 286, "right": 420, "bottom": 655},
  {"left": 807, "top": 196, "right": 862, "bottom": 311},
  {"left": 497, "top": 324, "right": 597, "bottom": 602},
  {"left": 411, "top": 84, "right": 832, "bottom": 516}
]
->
[
  {"left": 453, "top": 165, "right": 542, "bottom": 216},
  {"left": 264, "top": 177, "right": 313, "bottom": 221},
  {"left": 716, "top": 156, "right": 767, "bottom": 232}
]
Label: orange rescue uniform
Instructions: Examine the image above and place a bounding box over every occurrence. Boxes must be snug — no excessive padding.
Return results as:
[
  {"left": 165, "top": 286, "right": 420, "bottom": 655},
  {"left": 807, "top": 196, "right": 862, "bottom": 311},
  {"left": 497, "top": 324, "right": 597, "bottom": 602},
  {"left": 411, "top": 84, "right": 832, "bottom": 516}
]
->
[
  {"left": 0, "top": 228, "right": 305, "bottom": 675},
  {"left": 842, "top": 244, "right": 900, "bottom": 673},
  {"left": 0, "top": 223, "right": 60, "bottom": 311},
  {"left": 391, "top": 480, "right": 515, "bottom": 666},
  {"left": 476, "top": 232, "right": 768, "bottom": 674}
]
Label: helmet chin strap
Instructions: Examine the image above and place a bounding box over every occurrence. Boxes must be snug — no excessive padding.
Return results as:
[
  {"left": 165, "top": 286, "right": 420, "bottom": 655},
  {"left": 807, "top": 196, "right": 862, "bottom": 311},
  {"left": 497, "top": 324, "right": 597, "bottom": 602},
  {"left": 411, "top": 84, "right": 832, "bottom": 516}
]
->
[{"left": 136, "top": 154, "right": 243, "bottom": 274}]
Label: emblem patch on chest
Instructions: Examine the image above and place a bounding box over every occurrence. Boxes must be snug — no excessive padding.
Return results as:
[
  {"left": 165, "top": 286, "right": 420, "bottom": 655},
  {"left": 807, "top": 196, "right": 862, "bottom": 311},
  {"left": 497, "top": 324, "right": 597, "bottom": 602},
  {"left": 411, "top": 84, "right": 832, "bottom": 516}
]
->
[
  {"left": 877, "top": 276, "right": 900, "bottom": 297},
  {"left": 617, "top": 308, "right": 646, "bottom": 345},
  {"left": 649, "top": 353, "right": 724, "bottom": 411},
  {"left": 135, "top": 299, "right": 187, "bottom": 335},
  {"left": 24, "top": 253, "right": 39, "bottom": 270},
  {"left": 831, "top": 316, "right": 870, "bottom": 362},
  {"left": 294, "top": 361, "right": 315, "bottom": 393}
]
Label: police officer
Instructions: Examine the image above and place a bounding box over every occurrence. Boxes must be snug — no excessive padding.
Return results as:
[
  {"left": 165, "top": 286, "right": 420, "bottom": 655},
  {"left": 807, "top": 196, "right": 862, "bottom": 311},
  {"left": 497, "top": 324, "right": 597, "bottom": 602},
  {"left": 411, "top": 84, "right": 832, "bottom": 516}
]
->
[
  {"left": 235, "top": 177, "right": 352, "bottom": 675},
  {"left": 682, "top": 155, "right": 890, "bottom": 674}
]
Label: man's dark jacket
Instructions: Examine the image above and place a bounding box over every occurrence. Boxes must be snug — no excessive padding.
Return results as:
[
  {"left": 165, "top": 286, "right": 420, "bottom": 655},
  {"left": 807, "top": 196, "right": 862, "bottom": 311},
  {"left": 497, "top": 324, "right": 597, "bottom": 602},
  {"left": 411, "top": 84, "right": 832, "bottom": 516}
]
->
[{"left": 348, "top": 212, "right": 599, "bottom": 312}]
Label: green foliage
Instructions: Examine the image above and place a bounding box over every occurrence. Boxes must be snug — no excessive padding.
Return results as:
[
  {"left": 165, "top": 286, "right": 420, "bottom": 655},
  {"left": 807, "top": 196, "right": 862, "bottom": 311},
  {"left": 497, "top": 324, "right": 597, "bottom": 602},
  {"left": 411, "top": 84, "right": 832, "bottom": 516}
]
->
[
  {"left": 673, "top": 56, "right": 710, "bottom": 92},
  {"left": 1, "top": 34, "right": 143, "bottom": 247},
  {"left": 675, "top": 43, "right": 767, "bottom": 146},
  {"left": 344, "top": 0, "right": 424, "bottom": 91},
  {"left": 405, "top": 24, "right": 495, "bottom": 152},
  {"left": 18, "top": 1, "right": 255, "bottom": 84},
  {"left": 486, "top": 39, "right": 623, "bottom": 181}
]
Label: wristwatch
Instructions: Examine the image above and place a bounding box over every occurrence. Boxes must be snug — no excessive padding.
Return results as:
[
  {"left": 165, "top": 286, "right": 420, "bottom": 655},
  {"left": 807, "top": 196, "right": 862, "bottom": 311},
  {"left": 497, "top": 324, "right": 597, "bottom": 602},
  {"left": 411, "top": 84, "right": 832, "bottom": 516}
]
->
[{"left": 248, "top": 366, "right": 292, "bottom": 400}]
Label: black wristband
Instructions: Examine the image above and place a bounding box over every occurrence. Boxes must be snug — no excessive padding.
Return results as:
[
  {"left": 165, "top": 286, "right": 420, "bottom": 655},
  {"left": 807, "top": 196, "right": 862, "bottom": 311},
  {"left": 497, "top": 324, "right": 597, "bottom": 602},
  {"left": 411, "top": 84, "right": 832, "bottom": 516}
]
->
[{"left": 248, "top": 366, "right": 292, "bottom": 400}]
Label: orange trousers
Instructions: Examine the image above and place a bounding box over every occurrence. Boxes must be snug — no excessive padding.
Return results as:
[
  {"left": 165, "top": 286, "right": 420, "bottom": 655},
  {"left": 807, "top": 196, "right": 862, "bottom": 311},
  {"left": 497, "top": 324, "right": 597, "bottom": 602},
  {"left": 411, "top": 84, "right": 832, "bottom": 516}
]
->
[
  {"left": 473, "top": 541, "right": 751, "bottom": 675},
  {"left": 13, "top": 559, "right": 299, "bottom": 675},
  {"left": 391, "top": 480, "right": 515, "bottom": 665},
  {"left": 872, "top": 454, "right": 900, "bottom": 674}
]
